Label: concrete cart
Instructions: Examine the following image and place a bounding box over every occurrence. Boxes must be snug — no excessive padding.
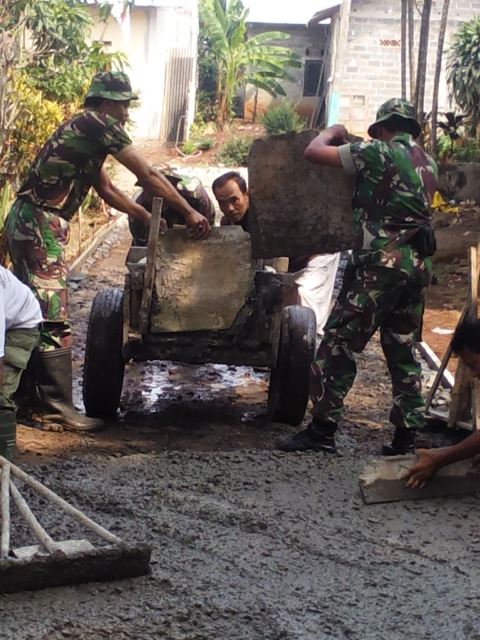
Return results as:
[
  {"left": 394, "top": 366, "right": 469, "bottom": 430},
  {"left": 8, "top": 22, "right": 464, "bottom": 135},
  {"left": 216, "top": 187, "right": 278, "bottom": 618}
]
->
[{"left": 82, "top": 199, "right": 317, "bottom": 426}]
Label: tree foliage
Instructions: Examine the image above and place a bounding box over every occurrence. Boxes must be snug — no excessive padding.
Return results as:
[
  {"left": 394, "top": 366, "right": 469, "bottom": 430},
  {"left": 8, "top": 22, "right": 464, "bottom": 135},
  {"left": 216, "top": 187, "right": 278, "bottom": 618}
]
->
[
  {"left": 448, "top": 17, "right": 480, "bottom": 137},
  {"left": 0, "top": 0, "right": 124, "bottom": 196},
  {"left": 199, "top": 0, "right": 300, "bottom": 127}
]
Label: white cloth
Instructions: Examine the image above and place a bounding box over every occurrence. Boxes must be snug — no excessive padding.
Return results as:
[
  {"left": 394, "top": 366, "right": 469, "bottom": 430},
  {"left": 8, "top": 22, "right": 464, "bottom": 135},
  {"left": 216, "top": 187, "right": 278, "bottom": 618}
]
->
[
  {"left": 0, "top": 266, "right": 42, "bottom": 357},
  {"left": 293, "top": 253, "right": 341, "bottom": 347}
]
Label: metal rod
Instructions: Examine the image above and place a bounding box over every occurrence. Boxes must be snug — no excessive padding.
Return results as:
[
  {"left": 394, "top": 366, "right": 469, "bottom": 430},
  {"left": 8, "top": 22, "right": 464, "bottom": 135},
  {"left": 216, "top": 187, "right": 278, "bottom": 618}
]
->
[
  {"left": 0, "top": 456, "right": 122, "bottom": 545},
  {"left": 9, "top": 480, "right": 57, "bottom": 554},
  {"left": 1, "top": 461, "right": 10, "bottom": 558}
]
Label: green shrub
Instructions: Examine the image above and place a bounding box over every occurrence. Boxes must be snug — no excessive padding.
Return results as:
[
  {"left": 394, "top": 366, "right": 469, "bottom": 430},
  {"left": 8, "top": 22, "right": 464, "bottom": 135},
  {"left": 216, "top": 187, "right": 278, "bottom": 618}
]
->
[
  {"left": 261, "top": 102, "right": 307, "bottom": 136},
  {"left": 8, "top": 75, "right": 65, "bottom": 184},
  {"left": 196, "top": 138, "right": 214, "bottom": 151},
  {"left": 181, "top": 139, "right": 198, "bottom": 155},
  {"left": 437, "top": 134, "right": 454, "bottom": 160},
  {"left": 216, "top": 137, "right": 252, "bottom": 166},
  {"left": 451, "top": 137, "right": 480, "bottom": 162}
]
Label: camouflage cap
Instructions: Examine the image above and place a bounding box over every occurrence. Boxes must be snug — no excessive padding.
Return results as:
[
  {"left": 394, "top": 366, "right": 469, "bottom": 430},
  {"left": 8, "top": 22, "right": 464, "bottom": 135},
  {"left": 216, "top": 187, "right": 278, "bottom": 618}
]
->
[
  {"left": 85, "top": 71, "right": 138, "bottom": 102},
  {"left": 368, "top": 98, "right": 421, "bottom": 139}
]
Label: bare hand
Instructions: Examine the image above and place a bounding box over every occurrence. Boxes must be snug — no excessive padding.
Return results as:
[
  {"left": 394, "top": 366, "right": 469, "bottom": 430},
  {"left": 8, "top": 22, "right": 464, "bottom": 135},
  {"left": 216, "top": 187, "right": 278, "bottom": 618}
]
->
[
  {"left": 404, "top": 449, "right": 440, "bottom": 489},
  {"left": 326, "top": 124, "right": 349, "bottom": 145},
  {"left": 184, "top": 210, "right": 211, "bottom": 239}
]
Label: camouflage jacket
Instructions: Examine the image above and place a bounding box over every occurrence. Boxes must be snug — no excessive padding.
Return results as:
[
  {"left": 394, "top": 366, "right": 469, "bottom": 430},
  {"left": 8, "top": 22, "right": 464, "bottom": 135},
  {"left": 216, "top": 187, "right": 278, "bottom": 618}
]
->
[
  {"left": 339, "top": 133, "right": 438, "bottom": 277},
  {"left": 17, "top": 110, "right": 132, "bottom": 221}
]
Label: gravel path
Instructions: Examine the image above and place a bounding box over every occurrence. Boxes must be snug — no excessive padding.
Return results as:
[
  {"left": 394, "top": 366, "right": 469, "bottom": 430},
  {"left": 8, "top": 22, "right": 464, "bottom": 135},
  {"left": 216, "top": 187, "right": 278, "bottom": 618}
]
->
[{"left": 5, "top": 222, "right": 479, "bottom": 640}]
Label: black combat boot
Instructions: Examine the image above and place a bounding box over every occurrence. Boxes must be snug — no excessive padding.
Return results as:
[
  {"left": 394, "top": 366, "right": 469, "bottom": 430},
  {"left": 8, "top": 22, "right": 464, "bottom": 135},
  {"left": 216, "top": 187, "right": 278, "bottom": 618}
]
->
[
  {"left": 277, "top": 420, "right": 337, "bottom": 453},
  {"left": 381, "top": 427, "right": 416, "bottom": 456},
  {"left": 36, "top": 348, "right": 104, "bottom": 432}
]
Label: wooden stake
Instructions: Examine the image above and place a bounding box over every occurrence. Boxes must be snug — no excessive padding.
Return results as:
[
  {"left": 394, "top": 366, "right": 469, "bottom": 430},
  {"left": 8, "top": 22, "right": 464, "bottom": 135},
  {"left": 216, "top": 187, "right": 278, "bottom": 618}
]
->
[{"left": 139, "top": 197, "right": 163, "bottom": 335}]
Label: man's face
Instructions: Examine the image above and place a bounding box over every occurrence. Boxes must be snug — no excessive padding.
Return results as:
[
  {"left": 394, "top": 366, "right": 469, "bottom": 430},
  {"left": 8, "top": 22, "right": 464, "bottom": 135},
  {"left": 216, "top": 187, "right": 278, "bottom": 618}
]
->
[
  {"left": 102, "top": 100, "right": 130, "bottom": 126},
  {"left": 214, "top": 180, "right": 249, "bottom": 223},
  {"left": 460, "top": 348, "right": 480, "bottom": 378}
]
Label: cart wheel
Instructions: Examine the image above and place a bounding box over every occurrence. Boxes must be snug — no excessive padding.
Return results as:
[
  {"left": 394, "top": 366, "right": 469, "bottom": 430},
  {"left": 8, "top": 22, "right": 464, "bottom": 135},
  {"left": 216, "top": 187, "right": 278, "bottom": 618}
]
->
[
  {"left": 83, "top": 287, "right": 125, "bottom": 418},
  {"left": 267, "top": 305, "right": 317, "bottom": 426}
]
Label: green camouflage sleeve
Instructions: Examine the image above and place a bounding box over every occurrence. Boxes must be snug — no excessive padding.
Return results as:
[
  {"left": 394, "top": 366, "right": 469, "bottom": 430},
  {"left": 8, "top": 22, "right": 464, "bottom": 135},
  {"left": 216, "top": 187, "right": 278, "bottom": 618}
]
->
[
  {"left": 347, "top": 140, "right": 385, "bottom": 175},
  {"left": 100, "top": 118, "right": 132, "bottom": 156}
]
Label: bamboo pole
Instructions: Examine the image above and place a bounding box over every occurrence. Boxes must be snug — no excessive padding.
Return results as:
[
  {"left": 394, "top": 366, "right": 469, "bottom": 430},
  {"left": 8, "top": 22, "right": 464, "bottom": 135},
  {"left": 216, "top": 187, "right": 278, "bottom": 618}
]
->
[
  {"left": 0, "top": 456, "right": 122, "bottom": 545},
  {"left": 9, "top": 480, "right": 58, "bottom": 554}
]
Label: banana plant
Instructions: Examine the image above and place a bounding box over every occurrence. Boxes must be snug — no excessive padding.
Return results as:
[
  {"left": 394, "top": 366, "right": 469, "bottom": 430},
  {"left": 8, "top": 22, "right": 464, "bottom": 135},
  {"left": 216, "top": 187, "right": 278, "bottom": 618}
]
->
[
  {"left": 448, "top": 17, "right": 480, "bottom": 137},
  {"left": 200, "top": 0, "right": 301, "bottom": 128}
]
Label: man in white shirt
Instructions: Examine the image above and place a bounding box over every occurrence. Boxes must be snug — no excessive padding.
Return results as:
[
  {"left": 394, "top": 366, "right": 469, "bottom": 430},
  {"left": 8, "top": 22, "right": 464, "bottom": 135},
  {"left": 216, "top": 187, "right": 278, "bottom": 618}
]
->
[{"left": 0, "top": 266, "right": 42, "bottom": 458}]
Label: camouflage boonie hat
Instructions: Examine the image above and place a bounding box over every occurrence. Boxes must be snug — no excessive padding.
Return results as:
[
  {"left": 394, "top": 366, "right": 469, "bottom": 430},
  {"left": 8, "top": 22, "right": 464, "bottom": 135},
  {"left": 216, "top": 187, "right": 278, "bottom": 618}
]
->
[
  {"left": 85, "top": 71, "right": 138, "bottom": 102},
  {"left": 368, "top": 98, "right": 421, "bottom": 139}
]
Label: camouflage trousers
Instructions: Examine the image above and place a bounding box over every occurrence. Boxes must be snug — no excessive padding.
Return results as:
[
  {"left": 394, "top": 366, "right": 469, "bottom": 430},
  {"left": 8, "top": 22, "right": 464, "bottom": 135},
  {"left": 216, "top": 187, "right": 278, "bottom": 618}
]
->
[
  {"left": 310, "top": 261, "right": 428, "bottom": 430},
  {"left": 5, "top": 199, "right": 71, "bottom": 352},
  {"left": 0, "top": 326, "right": 40, "bottom": 410}
]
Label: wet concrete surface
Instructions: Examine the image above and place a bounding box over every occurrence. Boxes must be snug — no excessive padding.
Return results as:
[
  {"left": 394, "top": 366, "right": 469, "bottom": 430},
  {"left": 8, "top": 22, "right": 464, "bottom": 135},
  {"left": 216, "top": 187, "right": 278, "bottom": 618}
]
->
[{"left": 5, "top": 220, "right": 480, "bottom": 639}]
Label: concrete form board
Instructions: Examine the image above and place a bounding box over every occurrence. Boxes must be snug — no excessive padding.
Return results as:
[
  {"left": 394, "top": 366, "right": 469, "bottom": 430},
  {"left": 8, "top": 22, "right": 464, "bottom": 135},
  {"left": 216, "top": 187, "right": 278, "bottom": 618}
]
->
[
  {"left": 248, "top": 131, "right": 356, "bottom": 259},
  {"left": 150, "top": 226, "right": 255, "bottom": 333},
  {"left": 360, "top": 455, "right": 480, "bottom": 504}
]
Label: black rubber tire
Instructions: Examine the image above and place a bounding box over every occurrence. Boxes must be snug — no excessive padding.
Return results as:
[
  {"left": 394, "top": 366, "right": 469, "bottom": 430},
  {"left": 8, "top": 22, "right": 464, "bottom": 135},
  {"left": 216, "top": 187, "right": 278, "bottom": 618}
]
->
[
  {"left": 83, "top": 287, "right": 125, "bottom": 418},
  {"left": 267, "top": 305, "right": 317, "bottom": 426}
]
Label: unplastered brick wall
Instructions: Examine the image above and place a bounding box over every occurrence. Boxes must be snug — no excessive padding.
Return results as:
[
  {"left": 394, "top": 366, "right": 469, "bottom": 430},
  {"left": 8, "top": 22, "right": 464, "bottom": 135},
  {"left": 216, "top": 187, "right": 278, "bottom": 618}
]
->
[{"left": 335, "top": 0, "right": 480, "bottom": 137}]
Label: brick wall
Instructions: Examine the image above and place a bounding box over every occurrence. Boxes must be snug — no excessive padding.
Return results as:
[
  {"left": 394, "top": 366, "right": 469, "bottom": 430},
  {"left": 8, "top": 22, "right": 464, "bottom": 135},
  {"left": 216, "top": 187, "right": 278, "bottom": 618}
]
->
[
  {"left": 334, "top": 0, "right": 480, "bottom": 136},
  {"left": 244, "top": 23, "right": 330, "bottom": 121}
]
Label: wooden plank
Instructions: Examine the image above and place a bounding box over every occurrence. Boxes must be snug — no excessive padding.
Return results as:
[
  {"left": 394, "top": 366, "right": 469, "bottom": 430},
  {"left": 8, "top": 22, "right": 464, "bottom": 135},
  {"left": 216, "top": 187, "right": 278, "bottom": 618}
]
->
[
  {"left": 447, "top": 245, "right": 480, "bottom": 429},
  {"left": 427, "top": 408, "right": 472, "bottom": 430},
  {"left": 359, "top": 455, "right": 480, "bottom": 504},
  {"left": 448, "top": 360, "right": 473, "bottom": 428},
  {"left": 139, "top": 198, "right": 163, "bottom": 335},
  {"left": 69, "top": 214, "right": 125, "bottom": 275},
  {"left": 424, "top": 305, "right": 468, "bottom": 412},
  {"left": 0, "top": 543, "right": 151, "bottom": 594}
]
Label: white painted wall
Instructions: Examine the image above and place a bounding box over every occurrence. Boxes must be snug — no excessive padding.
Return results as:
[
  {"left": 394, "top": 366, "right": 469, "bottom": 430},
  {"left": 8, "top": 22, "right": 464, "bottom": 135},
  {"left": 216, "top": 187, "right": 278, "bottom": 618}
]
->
[{"left": 86, "top": 1, "right": 198, "bottom": 141}]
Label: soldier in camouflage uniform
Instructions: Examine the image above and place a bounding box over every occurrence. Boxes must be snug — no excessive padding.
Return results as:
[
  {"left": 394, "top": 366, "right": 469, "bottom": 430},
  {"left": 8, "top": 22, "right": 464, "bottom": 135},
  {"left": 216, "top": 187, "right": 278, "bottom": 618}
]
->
[
  {"left": 5, "top": 71, "right": 211, "bottom": 432},
  {"left": 277, "top": 99, "right": 438, "bottom": 455},
  {"left": 129, "top": 169, "right": 215, "bottom": 246}
]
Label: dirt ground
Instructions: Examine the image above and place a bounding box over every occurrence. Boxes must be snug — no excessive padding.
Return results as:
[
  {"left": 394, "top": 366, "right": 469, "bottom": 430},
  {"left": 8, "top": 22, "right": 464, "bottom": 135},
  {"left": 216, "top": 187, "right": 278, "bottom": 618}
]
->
[{"left": 4, "top": 203, "right": 480, "bottom": 638}]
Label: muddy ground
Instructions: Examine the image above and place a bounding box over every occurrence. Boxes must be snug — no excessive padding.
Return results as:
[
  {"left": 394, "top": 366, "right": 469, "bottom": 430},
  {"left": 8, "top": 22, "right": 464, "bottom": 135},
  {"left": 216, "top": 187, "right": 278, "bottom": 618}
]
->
[{"left": 2, "top": 215, "right": 480, "bottom": 640}]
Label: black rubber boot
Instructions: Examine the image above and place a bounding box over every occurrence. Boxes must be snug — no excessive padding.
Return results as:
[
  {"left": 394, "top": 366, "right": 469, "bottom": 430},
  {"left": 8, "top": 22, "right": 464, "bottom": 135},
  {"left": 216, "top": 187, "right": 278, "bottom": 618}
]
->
[
  {"left": 13, "top": 351, "right": 40, "bottom": 410},
  {"left": 381, "top": 427, "right": 416, "bottom": 456},
  {"left": 36, "top": 348, "right": 104, "bottom": 432},
  {"left": 277, "top": 420, "right": 337, "bottom": 453}
]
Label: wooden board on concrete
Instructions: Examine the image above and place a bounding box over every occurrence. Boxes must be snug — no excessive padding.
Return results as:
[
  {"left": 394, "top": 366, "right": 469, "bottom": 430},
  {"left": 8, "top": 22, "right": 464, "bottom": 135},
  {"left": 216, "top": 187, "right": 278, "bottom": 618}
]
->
[
  {"left": 150, "top": 226, "right": 256, "bottom": 333},
  {"left": 359, "top": 455, "right": 480, "bottom": 504},
  {"left": 248, "top": 130, "right": 356, "bottom": 259}
]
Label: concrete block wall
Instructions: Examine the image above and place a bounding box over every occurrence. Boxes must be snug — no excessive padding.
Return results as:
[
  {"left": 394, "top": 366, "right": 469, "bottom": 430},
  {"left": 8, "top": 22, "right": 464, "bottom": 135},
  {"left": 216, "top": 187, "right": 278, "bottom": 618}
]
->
[
  {"left": 244, "top": 23, "right": 330, "bottom": 121},
  {"left": 335, "top": 0, "right": 480, "bottom": 137}
]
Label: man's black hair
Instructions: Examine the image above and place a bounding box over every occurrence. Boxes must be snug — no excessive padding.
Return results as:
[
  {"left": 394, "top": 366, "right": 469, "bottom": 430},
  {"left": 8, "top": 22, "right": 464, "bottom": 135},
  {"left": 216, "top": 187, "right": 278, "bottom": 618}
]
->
[
  {"left": 451, "top": 319, "right": 480, "bottom": 355},
  {"left": 84, "top": 96, "right": 105, "bottom": 109},
  {"left": 381, "top": 114, "right": 417, "bottom": 135},
  {"left": 212, "top": 171, "right": 247, "bottom": 195}
]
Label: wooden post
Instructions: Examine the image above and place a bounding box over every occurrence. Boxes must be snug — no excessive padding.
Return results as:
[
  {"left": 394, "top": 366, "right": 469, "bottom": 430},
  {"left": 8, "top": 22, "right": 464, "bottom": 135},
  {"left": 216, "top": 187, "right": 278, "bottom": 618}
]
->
[
  {"left": 139, "top": 198, "right": 163, "bottom": 335},
  {"left": 448, "top": 245, "right": 480, "bottom": 429}
]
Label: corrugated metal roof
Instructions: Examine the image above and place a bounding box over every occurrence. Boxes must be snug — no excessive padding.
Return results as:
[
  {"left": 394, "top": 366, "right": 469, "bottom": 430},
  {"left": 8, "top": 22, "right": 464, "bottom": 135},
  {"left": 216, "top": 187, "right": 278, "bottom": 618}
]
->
[
  {"left": 244, "top": 0, "right": 340, "bottom": 25},
  {"left": 309, "top": 3, "right": 341, "bottom": 25}
]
